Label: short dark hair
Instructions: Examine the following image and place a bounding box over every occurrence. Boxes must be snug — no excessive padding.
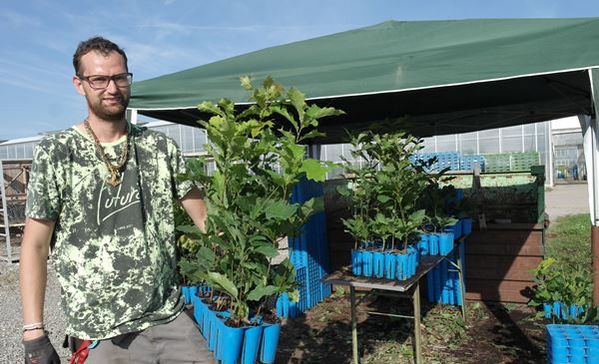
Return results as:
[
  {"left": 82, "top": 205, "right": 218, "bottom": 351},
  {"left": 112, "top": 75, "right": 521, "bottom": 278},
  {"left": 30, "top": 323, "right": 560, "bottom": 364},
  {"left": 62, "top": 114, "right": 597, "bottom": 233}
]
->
[{"left": 73, "top": 36, "right": 128, "bottom": 76}]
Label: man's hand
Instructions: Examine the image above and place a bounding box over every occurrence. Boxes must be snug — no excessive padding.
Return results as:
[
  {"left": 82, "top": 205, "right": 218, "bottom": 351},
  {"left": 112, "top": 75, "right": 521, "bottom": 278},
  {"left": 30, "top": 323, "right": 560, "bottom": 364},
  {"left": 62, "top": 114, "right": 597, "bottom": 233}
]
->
[{"left": 23, "top": 333, "right": 60, "bottom": 364}]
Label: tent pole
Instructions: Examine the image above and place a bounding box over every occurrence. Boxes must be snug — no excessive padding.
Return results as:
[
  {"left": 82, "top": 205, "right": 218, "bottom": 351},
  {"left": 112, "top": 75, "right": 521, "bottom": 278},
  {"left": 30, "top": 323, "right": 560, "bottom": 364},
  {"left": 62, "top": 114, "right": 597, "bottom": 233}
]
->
[{"left": 594, "top": 227, "right": 599, "bottom": 305}]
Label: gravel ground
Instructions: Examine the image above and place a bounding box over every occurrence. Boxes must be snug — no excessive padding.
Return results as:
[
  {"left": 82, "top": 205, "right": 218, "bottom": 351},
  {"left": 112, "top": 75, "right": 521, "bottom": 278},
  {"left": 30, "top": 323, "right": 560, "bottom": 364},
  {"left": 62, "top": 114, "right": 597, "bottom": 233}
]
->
[{"left": 0, "top": 261, "right": 70, "bottom": 363}]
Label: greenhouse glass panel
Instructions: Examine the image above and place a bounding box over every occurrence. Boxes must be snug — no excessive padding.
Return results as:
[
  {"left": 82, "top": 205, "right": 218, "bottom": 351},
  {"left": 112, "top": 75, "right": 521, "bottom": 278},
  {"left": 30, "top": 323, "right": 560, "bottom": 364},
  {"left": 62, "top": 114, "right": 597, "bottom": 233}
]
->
[
  {"left": 523, "top": 135, "right": 535, "bottom": 152},
  {"left": 479, "top": 129, "right": 499, "bottom": 139},
  {"left": 436, "top": 135, "right": 457, "bottom": 152},
  {"left": 421, "top": 137, "right": 435, "bottom": 152},
  {"left": 324, "top": 144, "right": 344, "bottom": 162},
  {"left": 523, "top": 123, "right": 535, "bottom": 135},
  {"left": 502, "top": 125, "right": 522, "bottom": 137},
  {"left": 479, "top": 137, "right": 500, "bottom": 153},
  {"left": 502, "top": 136, "right": 522, "bottom": 152}
]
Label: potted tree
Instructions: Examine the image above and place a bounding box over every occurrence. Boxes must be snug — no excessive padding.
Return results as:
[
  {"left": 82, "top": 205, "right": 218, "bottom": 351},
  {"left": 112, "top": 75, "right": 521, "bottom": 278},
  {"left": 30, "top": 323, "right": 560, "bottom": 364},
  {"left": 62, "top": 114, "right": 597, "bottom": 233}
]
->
[
  {"left": 339, "top": 129, "right": 430, "bottom": 281},
  {"left": 178, "top": 76, "right": 342, "bottom": 364}
]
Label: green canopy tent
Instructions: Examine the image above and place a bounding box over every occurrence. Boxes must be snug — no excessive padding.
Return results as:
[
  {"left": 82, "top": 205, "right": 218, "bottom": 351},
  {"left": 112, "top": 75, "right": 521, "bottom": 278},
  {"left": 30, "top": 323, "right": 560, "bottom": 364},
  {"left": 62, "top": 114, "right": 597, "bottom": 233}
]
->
[{"left": 129, "top": 18, "right": 599, "bottom": 303}]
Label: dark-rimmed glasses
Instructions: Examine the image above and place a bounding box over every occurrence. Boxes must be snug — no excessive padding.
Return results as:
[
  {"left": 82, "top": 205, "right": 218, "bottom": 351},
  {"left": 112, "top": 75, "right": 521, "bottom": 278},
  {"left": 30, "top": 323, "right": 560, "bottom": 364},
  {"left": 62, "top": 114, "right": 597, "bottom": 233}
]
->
[{"left": 78, "top": 73, "right": 133, "bottom": 90}]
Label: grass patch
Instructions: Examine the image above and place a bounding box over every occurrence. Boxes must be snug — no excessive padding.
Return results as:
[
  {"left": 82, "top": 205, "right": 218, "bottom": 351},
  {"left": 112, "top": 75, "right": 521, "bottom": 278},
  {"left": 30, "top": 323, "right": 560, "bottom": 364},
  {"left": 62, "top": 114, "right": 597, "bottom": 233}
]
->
[{"left": 545, "top": 213, "right": 591, "bottom": 275}]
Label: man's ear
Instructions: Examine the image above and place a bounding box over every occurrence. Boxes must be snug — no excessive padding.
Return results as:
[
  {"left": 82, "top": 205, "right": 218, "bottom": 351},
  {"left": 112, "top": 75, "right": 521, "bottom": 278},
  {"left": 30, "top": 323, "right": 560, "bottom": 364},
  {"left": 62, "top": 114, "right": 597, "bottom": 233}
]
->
[{"left": 72, "top": 76, "right": 86, "bottom": 96}]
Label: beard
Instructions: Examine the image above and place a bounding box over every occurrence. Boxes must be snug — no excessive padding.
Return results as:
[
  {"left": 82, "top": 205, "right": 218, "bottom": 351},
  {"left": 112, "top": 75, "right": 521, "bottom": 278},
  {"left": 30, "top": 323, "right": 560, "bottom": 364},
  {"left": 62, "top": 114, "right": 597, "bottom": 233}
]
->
[{"left": 86, "top": 91, "right": 130, "bottom": 121}]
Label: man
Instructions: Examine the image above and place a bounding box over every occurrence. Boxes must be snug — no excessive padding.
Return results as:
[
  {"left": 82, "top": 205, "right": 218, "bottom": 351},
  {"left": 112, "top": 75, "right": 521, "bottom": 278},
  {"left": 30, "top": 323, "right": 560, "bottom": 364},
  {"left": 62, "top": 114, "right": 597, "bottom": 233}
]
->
[{"left": 20, "top": 36, "right": 211, "bottom": 363}]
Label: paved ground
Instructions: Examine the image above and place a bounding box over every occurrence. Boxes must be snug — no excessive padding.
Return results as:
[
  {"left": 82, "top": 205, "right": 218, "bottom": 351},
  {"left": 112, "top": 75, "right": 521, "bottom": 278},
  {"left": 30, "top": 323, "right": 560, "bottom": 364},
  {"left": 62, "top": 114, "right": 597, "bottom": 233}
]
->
[{"left": 545, "top": 182, "right": 590, "bottom": 221}]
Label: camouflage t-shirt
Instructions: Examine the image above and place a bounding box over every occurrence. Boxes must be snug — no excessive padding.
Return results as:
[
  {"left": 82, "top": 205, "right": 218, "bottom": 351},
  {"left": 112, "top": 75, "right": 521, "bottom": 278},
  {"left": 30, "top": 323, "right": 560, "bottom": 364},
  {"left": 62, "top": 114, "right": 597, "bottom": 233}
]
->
[{"left": 26, "top": 123, "right": 193, "bottom": 340}]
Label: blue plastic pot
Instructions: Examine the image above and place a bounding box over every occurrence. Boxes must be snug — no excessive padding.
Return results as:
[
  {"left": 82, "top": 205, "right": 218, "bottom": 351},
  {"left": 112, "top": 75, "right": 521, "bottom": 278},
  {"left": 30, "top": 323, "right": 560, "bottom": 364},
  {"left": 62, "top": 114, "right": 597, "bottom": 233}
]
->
[
  {"left": 217, "top": 316, "right": 243, "bottom": 364},
  {"left": 418, "top": 234, "right": 429, "bottom": 256},
  {"left": 552, "top": 301, "right": 562, "bottom": 319},
  {"left": 406, "top": 249, "right": 414, "bottom": 278},
  {"left": 429, "top": 234, "right": 439, "bottom": 255},
  {"left": 260, "top": 322, "right": 282, "bottom": 364},
  {"left": 445, "top": 221, "right": 462, "bottom": 240},
  {"left": 181, "top": 285, "right": 191, "bottom": 304},
  {"left": 384, "top": 252, "right": 396, "bottom": 279},
  {"left": 395, "top": 252, "right": 406, "bottom": 280},
  {"left": 438, "top": 232, "right": 454, "bottom": 255},
  {"left": 193, "top": 297, "right": 207, "bottom": 332},
  {"left": 410, "top": 246, "right": 419, "bottom": 275},
  {"left": 361, "top": 251, "right": 374, "bottom": 277},
  {"left": 461, "top": 218, "right": 473, "bottom": 236},
  {"left": 276, "top": 293, "right": 290, "bottom": 318},
  {"left": 543, "top": 303, "right": 552, "bottom": 318},
  {"left": 241, "top": 324, "right": 264, "bottom": 364},
  {"left": 372, "top": 251, "right": 385, "bottom": 278},
  {"left": 188, "top": 286, "right": 199, "bottom": 304},
  {"left": 351, "top": 249, "right": 363, "bottom": 276},
  {"left": 200, "top": 298, "right": 213, "bottom": 339}
]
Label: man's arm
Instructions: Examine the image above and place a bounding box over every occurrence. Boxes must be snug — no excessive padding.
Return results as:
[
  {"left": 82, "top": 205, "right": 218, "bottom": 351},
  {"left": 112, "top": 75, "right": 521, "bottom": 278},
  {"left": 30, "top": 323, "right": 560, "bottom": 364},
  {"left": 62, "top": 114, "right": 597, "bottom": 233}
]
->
[
  {"left": 179, "top": 187, "right": 207, "bottom": 233},
  {"left": 20, "top": 217, "right": 55, "bottom": 340}
]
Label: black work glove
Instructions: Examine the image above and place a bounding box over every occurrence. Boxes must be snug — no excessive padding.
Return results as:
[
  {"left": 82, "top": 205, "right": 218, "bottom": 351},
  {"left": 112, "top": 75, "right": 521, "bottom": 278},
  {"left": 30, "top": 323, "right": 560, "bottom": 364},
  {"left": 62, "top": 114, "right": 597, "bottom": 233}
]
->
[{"left": 23, "top": 333, "right": 61, "bottom": 364}]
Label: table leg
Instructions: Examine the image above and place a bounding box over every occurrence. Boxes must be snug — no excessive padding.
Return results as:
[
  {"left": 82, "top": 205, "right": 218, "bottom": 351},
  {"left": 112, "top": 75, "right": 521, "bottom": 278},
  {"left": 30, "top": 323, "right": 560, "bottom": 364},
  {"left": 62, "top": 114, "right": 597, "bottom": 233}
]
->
[
  {"left": 350, "top": 286, "right": 359, "bottom": 364},
  {"left": 413, "top": 282, "right": 422, "bottom": 364}
]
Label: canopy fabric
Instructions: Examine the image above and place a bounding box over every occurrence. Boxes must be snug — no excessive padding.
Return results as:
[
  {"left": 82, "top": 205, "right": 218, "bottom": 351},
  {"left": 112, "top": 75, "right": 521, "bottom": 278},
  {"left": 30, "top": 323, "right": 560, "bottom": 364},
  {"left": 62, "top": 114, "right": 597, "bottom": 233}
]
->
[{"left": 129, "top": 18, "right": 599, "bottom": 143}]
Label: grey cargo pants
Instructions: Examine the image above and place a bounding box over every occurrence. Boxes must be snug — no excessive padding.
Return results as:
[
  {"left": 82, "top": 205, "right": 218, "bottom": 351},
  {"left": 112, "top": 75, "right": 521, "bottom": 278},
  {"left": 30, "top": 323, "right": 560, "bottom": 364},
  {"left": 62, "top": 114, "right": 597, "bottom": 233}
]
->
[{"left": 85, "top": 310, "right": 212, "bottom": 363}]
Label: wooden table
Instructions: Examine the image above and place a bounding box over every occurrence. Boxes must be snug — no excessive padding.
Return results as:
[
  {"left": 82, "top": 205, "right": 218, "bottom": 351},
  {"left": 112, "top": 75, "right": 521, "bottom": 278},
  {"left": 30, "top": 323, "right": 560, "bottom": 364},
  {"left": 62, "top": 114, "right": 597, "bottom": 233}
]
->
[{"left": 323, "top": 249, "right": 466, "bottom": 364}]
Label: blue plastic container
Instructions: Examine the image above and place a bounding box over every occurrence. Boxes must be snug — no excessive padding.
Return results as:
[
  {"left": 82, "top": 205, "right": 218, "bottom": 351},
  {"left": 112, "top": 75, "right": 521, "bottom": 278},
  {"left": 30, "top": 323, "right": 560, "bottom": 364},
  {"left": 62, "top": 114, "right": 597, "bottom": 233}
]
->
[
  {"left": 384, "top": 252, "right": 396, "bottom": 280},
  {"left": 395, "top": 253, "right": 407, "bottom": 280},
  {"left": 193, "top": 296, "right": 207, "bottom": 332},
  {"left": 241, "top": 324, "right": 264, "bottom": 364},
  {"left": 438, "top": 232, "right": 454, "bottom": 255},
  {"left": 418, "top": 234, "right": 430, "bottom": 256},
  {"left": 361, "top": 251, "right": 374, "bottom": 277},
  {"left": 276, "top": 293, "right": 289, "bottom": 318},
  {"left": 351, "top": 249, "right": 363, "bottom": 276},
  {"left": 429, "top": 234, "right": 439, "bottom": 255},
  {"left": 218, "top": 318, "right": 244, "bottom": 364},
  {"left": 181, "top": 285, "right": 191, "bottom": 304},
  {"left": 461, "top": 217, "right": 473, "bottom": 236},
  {"left": 260, "top": 322, "right": 282, "bottom": 364},
  {"left": 372, "top": 251, "right": 385, "bottom": 278}
]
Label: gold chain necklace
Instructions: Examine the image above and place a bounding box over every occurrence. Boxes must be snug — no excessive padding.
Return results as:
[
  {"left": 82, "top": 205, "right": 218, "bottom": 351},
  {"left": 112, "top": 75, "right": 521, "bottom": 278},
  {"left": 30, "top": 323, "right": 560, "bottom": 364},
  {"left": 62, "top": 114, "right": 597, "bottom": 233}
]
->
[{"left": 84, "top": 119, "right": 129, "bottom": 187}]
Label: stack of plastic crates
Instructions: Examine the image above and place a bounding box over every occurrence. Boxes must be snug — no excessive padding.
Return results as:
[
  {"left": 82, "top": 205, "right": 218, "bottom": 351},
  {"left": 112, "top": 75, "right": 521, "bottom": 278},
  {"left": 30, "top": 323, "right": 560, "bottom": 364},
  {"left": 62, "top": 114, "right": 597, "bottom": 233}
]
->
[
  {"left": 278, "top": 178, "right": 331, "bottom": 318},
  {"left": 412, "top": 152, "right": 460, "bottom": 172},
  {"left": 484, "top": 153, "right": 512, "bottom": 172},
  {"left": 459, "top": 155, "right": 485, "bottom": 172},
  {"left": 546, "top": 324, "right": 599, "bottom": 364},
  {"left": 485, "top": 152, "right": 540, "bottom": 172},
  {"left": 510, "top": 151, "right": 540, "bottom": 171},
  {"left": 426, "top": 239, "right": 466, "bottom": 306}
]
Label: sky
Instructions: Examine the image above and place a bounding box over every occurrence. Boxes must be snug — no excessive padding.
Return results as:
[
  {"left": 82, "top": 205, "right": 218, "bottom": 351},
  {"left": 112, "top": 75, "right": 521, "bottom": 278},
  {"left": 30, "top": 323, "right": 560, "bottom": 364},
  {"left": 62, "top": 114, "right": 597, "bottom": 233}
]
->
[{"left": 2, "top": 0, "right": 599, "bottom": 141}]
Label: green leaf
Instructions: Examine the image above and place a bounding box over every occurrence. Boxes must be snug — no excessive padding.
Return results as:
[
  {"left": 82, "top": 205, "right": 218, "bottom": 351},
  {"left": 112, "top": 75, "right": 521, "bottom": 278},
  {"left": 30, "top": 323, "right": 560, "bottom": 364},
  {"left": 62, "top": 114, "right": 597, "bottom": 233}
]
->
[
  {"left": 287, "top": 88, "right": 306, "bottom": 122},
  {"left": 176, "top": 225, "right": 203, "bottom": 238},
  {"left": 206, "top": 272, "right": 239, "bottom": 299},
  {"left": 300, "top": 159, "right": 328, "bottom": 182},
  {"left": 254, "top": 243, "right": 279, "bottom": 258},
  {"left": 264, "top": 200, "right": 297, "bottom": 220},
  {"left": 247, "top": 285, "right": 277, "bottom": 301}
]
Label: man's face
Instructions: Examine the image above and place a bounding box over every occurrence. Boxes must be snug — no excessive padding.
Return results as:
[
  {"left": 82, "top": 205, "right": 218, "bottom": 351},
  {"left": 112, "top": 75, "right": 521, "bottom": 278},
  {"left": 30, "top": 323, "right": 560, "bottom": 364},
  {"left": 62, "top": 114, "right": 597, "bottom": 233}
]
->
[{"left": 73, "top": 50, "right": 130, "bottom": 121}]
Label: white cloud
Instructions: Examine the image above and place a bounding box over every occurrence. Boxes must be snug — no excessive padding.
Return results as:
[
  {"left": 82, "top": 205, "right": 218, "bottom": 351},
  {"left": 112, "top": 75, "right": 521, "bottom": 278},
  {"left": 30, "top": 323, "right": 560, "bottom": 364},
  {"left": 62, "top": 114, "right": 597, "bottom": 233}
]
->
[{"left": 0, "top": 9, "right": 42, "bottom": 28}]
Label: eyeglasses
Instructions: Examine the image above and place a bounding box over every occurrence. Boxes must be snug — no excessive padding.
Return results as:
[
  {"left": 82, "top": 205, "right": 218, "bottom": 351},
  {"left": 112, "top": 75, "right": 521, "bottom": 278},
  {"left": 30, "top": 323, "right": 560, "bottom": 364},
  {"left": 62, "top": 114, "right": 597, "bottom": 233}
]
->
[{"left": 78, "top": 73, "right": 133, "bottom": 90}]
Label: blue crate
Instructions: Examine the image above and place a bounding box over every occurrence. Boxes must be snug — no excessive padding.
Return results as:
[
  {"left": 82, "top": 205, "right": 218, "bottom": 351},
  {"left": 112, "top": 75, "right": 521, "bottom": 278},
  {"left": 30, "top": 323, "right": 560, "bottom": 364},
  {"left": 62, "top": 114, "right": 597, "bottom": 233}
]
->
[
  {"left": 459, "top": 155, "right": 486, "bottom": 172},
  {"left": 547, "top": 324, "right": 599, "bottom": 364},
  {"left": 413, "top": 152, "right": 460, "bottom": 172},
  {"left": 286, "top": 178, "right": 331, "bottom": 317},
  {"left": 426, "top": 240, "right": 466, "bottom": 306}
]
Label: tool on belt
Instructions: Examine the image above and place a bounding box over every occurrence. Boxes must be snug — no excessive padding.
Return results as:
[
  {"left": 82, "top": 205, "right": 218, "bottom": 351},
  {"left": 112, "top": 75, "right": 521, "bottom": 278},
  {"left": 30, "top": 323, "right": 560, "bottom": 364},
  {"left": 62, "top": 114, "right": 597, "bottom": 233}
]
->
[{"left": 63, "top": 336, "right": 98, "bottom": 364}]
